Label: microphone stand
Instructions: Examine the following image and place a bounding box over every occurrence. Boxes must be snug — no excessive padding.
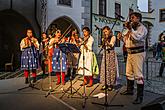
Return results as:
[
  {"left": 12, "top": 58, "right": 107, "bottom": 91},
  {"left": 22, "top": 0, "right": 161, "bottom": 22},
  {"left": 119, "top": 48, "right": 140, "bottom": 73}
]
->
[
  {"left": 18, "top": 37, "right": 40, "bottom": 91},
  {"left": 45, "top": 42, "right": 61, "bottom": 97},
  {"left": 45, "top": 33, "right": 70, "bottom": 97},
  {"left": 80, "top": 28, "right": 99, "bottom": 109},
  {"left": 45, "top": 36, "right": 69, "bottom": 97},
  {"left": 92, "top": 17, "right": 124, "bottom": 109},
  {"left": 59, "top": 42, "right": 82, "bottom": 99}
]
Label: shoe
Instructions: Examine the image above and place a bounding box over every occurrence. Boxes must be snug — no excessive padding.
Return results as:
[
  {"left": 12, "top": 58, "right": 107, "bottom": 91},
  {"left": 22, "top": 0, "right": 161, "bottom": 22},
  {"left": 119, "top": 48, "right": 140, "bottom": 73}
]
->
[
  {"left": 25, "top": 78, "right": 29, "bottom": 84},
  {"left": 101, "top": 86, "right": 107, "bottom": 90},
  {"left": 133, "top": 84, "right": 144, "bottom": 104},
  {"left": 120, "top": 79, "right": 134, "bottom": 95},
  {"left": 108, "top": 86, "right": 113, "bottom": 91},
  {"left": 56, "top": 81, "right": 60, "bottom": 85},
  {"left": 80, "top": 82, "right": 87, "bottom": 86},
  {"left": 86, "top": 84, "right": 93, "bottom": 87},
  {"left": 62, "top": 82, "right": 65, "bottom": 85},
  {"left": 120, "top": 90, "right": 134, "bottom": 95},
  {"left": 132, "top": 97, "right": 143, "bottom": 104}
]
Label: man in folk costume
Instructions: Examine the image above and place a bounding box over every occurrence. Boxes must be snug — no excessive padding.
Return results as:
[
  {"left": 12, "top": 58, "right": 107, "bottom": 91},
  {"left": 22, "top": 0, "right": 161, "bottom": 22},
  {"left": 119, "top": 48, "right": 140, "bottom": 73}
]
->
[
  {"left": 49, "top": 30, "right": 67, "bottom": 85},
  {"left": 20, "top": 29, "right": 39, "bottom": 84},
  {"left": 119, "top": 12, "right": 148, "bottom": 104},
  {"left": 77, "top": 27, "right": 99, "bottom": 87},
  {"left": 100, "top": 26, "right": 119, "bottom": 91}
]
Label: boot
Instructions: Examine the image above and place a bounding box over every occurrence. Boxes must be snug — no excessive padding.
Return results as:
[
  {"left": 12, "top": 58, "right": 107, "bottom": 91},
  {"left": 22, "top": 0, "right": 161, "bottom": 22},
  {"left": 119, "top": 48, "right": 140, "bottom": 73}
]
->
[
  {"left": 25, "top": 78, "right": 29, "bottom": 84},
  {"left": 80, "top": 76, "right": 87, "bottom": 86},
  {"left": 87, "top": 76, "right": 93, "bottom": 87},
  {"left": 159, "top": 62, "right": 164, "bottom": 77},
  {"left": 56, "top": 72, "right": 61, "bottom": 85},
  {"left": 133, "top": 84, "right": 144, "bottom": 104},
  {"left": 120, "top": 79, "right": 134, "bottom": 95},
  {"left": 108, "top": 85, "right": 113, "bottom": 91},
  {"left": 62, "top": 72, "right": 65, "bottom": 85}
]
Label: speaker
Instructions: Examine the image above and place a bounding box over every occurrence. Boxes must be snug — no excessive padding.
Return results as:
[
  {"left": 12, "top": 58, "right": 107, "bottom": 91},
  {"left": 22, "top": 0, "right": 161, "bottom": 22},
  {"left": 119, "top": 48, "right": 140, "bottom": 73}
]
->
[{"left": 141, "top": 96, "right": 165, "bottom": 110}]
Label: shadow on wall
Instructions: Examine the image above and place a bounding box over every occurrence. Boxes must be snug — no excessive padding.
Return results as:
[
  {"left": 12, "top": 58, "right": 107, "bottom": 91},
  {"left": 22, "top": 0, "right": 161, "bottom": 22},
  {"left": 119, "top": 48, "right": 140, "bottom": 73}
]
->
[{"left": 0, "top": 9, "right": 34, "bottom": 71}]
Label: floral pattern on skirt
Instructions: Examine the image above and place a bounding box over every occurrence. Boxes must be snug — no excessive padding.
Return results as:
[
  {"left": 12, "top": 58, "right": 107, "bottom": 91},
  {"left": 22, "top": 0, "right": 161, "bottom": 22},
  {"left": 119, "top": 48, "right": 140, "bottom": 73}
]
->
[{"left": 100, "top": 50, "right": 117, "bottom": 86}]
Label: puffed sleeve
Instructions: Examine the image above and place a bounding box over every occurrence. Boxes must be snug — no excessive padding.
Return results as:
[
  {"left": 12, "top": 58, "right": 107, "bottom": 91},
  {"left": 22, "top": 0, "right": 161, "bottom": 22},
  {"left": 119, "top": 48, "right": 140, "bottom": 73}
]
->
[
  {"left": 130, "top": 25, "right": 148, "bottom": 41},
  {"left": 86, "top": 36, "right": 94, "bottom": 51},
  {"left": 110, "top": 36, "right": 116, "bottom": 47},
  {"left": 20, "top": 38, "right": 26, "bottom": 51}
]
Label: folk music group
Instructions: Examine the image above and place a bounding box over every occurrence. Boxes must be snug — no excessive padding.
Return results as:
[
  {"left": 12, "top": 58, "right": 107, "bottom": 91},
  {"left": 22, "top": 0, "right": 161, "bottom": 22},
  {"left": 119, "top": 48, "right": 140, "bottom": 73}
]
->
[{"left": 20, "top": 12, "right": 148, "bottom": 104}]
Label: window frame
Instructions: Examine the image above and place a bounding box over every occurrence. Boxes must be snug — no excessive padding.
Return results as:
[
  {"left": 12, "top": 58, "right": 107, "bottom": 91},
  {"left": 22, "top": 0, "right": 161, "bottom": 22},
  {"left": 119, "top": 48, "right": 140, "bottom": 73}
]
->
[
  {"left": 99, "top": 0, "right": 106, "bottom": 16},
  {"left": 115, "top": 2, "right": 121, "bottom": 20},
  {"left": 57, "top": 0, "right": 72, "bottom": 7},
  {"left": 160, "top": 8, "right": 165, "bottom": 22}
]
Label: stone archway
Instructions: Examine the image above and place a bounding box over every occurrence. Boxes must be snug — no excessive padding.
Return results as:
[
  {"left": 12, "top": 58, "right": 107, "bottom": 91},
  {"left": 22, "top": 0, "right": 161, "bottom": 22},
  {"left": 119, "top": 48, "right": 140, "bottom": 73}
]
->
[
  {"left": 0, "top": 9, "right": 34, "bottom": 71},
  {"left": 47, "top": 16, "right": 80, "bottom": 37}
]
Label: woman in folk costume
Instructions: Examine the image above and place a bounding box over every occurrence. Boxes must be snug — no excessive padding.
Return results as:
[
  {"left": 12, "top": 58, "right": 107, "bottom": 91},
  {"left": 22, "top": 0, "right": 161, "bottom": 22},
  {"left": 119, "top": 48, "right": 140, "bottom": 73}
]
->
[
  {"left": 49, "top": 30, "right": 67, "bottom": 85},
  {"left": 20, "top": 29, "right": 39, "bottom": 84},
  {"left": 77, "top": 27, "right": 99, "bottom": 87},
  {"left": 67, "top": 29, "right": 81, "bottom": 76},
  {"left": 100, "top": 26, "right": 119, "bottom": 91}
]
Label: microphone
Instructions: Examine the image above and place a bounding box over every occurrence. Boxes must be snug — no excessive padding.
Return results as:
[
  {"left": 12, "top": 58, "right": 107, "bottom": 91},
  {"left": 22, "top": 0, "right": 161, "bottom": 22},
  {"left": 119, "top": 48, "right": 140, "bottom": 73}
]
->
[
  {"left": 94, "top": 25, "right": 100, "bottom": 30},
  {"left": 115, "top": 13, "right": 125, "bottom": 19}
]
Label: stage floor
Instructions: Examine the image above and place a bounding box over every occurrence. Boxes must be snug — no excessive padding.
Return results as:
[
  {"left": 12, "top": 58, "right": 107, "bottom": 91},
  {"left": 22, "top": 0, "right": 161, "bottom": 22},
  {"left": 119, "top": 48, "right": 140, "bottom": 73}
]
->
[{"left": 0, "top": 75, "right": 162, "bottom": 110}]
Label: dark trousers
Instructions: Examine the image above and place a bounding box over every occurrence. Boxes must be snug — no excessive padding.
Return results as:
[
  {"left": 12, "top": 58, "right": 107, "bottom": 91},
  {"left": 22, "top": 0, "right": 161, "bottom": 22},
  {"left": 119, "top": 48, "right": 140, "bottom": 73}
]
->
[
  {"left": 41, "top": 60, "right": 46, "bottom": 74},
  {"left": 159, "top": 61, "right": 165, "bottom": 76}
]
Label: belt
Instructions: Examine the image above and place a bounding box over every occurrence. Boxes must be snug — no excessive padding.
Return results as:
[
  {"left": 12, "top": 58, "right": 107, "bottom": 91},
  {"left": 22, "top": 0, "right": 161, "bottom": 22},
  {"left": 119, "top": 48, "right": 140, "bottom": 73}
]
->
[
  {"left": 86, "top": 50, "right": 92, "bottom": 52},
  {"left": 127, "top": 46, "right": 144, "bottom": 50},
  {"left": 127, "top": 46, "right": 145, "bottom": 54},
  {"left": 106, "top": 49, "right": 114, "bottom": 53}
]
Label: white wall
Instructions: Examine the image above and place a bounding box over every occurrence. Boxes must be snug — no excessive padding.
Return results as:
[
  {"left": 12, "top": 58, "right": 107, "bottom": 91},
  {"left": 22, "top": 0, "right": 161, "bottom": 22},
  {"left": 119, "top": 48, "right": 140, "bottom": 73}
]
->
[
  {"left": 92, "top": 0, "right": 138, "bottom": 21},
  {"left": 47, "top": 0, "right": 84, "bottom": 32},
  {"left": 92, "top": 0, "right": 138, "bottom": 54},
  {"left": 150, "top": 0, "right": 165, "bottom": 44}
]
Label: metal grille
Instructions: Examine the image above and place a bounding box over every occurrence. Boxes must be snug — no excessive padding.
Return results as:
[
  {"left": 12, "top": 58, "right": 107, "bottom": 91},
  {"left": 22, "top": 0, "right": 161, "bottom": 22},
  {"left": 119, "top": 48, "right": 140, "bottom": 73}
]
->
[{"left": 40, "top": 0, "right": 48, "bottom": 32}]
